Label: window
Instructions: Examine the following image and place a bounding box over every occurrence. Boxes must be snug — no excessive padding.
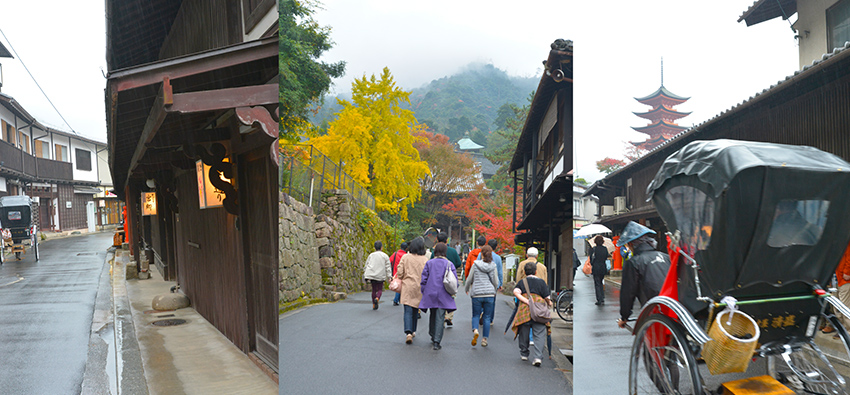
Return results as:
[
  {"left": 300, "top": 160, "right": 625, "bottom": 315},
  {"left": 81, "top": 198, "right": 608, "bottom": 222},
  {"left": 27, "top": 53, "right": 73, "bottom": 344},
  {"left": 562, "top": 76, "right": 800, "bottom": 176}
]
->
[
  {"left": 767, "top": 200, "right": 829, "bottom": 247},
  {"left": 2, "top": 120, "right": 15, "bottom": 145},
  {"left": 573, "top": 199, "right": 582, "bottom": 216},
  {"left": 18, "top": 132, "right": 29, "bottom": 153},
  {"left": 34, "top": 140, "right": 48, "bottom": 158},
  {"left": 828, "top": 0, "right": 850, "bottom": 51},
  {"left": 55, "top": 144, "right": 68, "bottom": 162},
  {"left": 75, "top": 148, "right": 92, "bottom": 171}
]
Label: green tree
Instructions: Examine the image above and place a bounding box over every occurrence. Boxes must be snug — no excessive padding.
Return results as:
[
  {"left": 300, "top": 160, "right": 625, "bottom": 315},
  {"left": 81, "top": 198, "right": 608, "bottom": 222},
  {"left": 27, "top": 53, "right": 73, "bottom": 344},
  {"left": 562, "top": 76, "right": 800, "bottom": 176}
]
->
[
  {"left": 484, "top": 98, "right": 530, "bottom": 190},
  {"left": 310, "top": 68, "right": 430, "bottom": 220},
  {"left": 279, "top": 0, "right": 346, "bottom": 143},
  {"left": 575, "top": 177, "right": 588, "bottom": 186}
]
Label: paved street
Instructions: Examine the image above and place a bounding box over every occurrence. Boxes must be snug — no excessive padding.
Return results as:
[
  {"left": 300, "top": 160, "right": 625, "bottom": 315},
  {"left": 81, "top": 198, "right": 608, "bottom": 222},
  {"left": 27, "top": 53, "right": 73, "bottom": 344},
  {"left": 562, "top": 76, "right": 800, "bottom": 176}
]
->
[
  {"left": 280, "top": 291, "right": 571, "bottom": 395},
  {"left": 0, "top": 232, "right": 113, "bottom": 394}
]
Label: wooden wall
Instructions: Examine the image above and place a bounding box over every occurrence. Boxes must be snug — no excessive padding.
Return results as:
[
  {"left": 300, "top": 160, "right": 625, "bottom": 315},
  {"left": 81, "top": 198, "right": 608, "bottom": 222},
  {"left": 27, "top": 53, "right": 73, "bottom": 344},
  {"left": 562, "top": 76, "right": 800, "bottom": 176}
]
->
[
  {"left": 158, "top": 0, "right": 242, "bottom": 61},
  {"left": 174, "top": 169, "right": 248, "bottom": 352}
]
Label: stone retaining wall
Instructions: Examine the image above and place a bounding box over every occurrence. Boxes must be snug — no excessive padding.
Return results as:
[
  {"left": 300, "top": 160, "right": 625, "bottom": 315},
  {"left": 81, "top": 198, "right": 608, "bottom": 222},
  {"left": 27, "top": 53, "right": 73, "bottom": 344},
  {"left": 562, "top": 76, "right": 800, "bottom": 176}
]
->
[
  {"left": 280, "top": 193, "right": 322, "bottom": 303},
  {"left": 280, "top": 190, "right": 393, "bottom": 305}
]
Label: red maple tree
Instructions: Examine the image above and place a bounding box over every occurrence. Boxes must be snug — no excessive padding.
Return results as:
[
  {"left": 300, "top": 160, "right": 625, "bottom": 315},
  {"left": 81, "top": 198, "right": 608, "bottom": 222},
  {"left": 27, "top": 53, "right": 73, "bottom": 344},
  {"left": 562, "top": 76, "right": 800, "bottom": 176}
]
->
[{"left": 441, "top": 186, "right": 523, "bottom": 255}]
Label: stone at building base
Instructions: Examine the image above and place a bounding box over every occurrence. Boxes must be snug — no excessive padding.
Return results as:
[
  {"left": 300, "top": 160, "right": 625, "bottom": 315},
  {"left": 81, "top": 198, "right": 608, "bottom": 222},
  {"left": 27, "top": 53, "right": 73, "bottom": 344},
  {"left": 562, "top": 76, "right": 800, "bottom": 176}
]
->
[
  {"left": 608, "top": 269, "right": 622, "bottom": 278},
  {"left": 138, "top": 270, "right": 150, "bottom": 280},
  {"left": 126, "top": 261, "right": 138, "bottom": 280},
  {"left": 122, "top": 242, "right": 129, "bottom": 250},
  {"left": 324, "top": 291, "right": 347, "bottom": 301},
  {"left": 152, "top": 293, "right": 191, "bottom": 311}
]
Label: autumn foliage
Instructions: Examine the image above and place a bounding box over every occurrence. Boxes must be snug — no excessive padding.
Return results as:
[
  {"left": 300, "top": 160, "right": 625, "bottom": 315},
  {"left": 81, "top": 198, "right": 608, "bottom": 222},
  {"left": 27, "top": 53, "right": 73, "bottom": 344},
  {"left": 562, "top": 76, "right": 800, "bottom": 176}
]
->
[
  {"left": 441, "top": 186, "right": 522, "bottom": 255},
  {"left": 595, "top": 157, "right": 627, "bottom": 174},
  {"left": 309, "top": 68, "right": 430, "bottom": 219}
]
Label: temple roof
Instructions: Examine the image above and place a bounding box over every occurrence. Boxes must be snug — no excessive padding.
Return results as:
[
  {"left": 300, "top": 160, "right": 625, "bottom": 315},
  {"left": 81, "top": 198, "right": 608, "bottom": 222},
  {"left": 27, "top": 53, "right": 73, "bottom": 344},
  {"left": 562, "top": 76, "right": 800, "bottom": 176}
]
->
[
  {"left": 631, "top": 119, "right": 689, "bottom": 134},
  {"left": 633, "top": 105, "right": 691, "bottom": 121},
  {"left": 634, "top": 85, "right": 689, "bottom": 103},
  {"left": 457, "top": 133, "right": 484, "bottom": 150}
]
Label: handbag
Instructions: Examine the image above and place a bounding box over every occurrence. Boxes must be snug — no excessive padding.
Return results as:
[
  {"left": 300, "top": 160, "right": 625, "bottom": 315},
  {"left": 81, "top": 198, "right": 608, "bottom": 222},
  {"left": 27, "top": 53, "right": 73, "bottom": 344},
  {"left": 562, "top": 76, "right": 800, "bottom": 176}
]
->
[
  {"left": 581, "top": 257, "right": 592, "bottom": 276},
  {"left": 389, "top": 277, "right": 402, "bottom": 292},
  {"left": 522, "top": 277, "right": 552, "bottom": 323},
  {"left": 443, "top": 261, "right": 458, "bottom": 296}
]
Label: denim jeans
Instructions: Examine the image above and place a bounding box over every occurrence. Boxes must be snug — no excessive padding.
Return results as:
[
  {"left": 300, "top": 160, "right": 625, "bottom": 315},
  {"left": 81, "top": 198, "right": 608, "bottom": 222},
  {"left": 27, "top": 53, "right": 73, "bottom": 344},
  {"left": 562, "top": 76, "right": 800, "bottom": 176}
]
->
[
  {"left": 471, "top": 297, "right": 495, "bottom": 338},
  {"left": 428, "top": 308, "right": 446, "bottom": 344},
  {"left": 403, "top": 305, "right": 419, "bottom": 334},
  {"left": 393, "top": 292, "right": 401, "bottom": 304}
]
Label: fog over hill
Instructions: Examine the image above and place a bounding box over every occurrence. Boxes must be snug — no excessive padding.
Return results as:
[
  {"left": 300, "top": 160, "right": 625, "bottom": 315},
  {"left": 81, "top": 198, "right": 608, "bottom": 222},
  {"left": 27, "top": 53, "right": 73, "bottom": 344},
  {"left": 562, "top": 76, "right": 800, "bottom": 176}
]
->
[{"left": 310, "top": 63, "right": 538, "bottom": 144}]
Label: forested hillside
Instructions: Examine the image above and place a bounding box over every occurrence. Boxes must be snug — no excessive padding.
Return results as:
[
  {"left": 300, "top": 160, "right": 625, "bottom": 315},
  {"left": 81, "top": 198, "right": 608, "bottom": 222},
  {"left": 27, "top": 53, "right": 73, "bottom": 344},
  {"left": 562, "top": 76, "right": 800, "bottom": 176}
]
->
[{"left": 310, "top": 63, "right": 538, "bottom": 144}]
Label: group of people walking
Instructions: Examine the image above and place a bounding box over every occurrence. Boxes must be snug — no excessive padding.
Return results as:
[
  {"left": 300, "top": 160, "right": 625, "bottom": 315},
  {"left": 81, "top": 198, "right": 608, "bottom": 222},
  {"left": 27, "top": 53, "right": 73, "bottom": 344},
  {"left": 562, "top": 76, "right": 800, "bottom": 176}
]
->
[{"left": 362, "top": 232, "right": 553, "bottom": 366}]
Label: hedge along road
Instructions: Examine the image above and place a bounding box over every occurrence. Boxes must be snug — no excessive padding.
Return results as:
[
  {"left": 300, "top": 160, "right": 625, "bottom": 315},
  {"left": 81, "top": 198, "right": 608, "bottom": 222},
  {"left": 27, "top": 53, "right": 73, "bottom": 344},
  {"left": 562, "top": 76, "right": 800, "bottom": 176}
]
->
[{"left": 280, "top": 289, "right": 571, "bottom": 395}]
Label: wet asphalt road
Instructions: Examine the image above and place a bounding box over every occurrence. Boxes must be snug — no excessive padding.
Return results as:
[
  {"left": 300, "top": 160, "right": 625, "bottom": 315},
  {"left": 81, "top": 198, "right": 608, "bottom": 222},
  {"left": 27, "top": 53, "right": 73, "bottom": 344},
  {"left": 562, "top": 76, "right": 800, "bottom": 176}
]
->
[
  {"left": 572, "top": 266, "right": 771, "bottom": 394},
  {"left": 572, "top": 271, "right": 633, "bottom": 394},
  {"left": 280, "top": 290, "right": 571, "bottom": 395},
  {"left": 0, "top": 232, "right": 113, "bottom": 394}
]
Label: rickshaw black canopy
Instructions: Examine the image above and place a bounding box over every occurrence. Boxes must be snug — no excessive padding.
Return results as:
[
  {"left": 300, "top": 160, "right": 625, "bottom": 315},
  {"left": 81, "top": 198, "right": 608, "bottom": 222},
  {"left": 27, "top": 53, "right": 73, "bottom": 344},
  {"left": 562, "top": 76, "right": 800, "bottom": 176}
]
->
[
  {"left": 0, "top": 195, "right": 32, "bottom": 231},
  {"left": 646, "top": 140, "right": 850, "bottom": 305}
]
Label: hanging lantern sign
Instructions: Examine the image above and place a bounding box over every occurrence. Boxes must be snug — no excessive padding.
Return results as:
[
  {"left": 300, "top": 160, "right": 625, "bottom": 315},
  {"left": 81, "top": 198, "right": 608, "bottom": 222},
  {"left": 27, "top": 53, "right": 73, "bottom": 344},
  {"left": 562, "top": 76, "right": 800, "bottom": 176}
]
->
[
  {"left": 141, "top": 191, "right": 157, "bottom": 216},
  {"left": 196, "top": 159, "right": 230, "bottom": 209}
]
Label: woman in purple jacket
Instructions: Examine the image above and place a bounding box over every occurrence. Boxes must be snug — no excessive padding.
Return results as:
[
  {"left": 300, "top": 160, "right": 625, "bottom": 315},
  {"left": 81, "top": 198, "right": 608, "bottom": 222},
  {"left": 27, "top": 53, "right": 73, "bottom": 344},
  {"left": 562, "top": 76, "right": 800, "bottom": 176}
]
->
[{"left": 419, "top": 242, "right": 458, "bottom": 350}]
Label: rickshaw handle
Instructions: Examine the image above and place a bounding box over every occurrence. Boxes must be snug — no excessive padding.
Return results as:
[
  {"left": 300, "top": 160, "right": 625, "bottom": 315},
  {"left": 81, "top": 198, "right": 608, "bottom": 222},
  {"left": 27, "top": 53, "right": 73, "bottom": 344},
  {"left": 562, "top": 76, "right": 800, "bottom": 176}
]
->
[{"left": 824, "top": 294, "right": 850, "bottom": 320}]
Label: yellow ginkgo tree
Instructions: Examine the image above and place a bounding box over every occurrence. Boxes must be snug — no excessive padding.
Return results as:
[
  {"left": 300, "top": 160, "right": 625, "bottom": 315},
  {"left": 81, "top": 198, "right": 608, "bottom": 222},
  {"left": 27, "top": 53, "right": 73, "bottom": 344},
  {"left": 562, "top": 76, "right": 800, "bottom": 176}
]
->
[{"left": 310, "top": 67, "right": 430, "bottom": 219}]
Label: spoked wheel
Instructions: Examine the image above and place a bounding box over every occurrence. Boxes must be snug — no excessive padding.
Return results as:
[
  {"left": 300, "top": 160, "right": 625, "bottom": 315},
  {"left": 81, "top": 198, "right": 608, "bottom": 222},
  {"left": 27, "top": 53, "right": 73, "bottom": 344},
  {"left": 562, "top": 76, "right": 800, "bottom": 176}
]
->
[
  {"left": 768, "top": 315, "right": 850, "bottom": 395},
  {"left": 557, "top": 290, "right": 573, "bottom": 322},
  {"left": 33, "top": 235, "right": 39, "bottom": 262},
  {"left": 629, "top": 313, "right": 703, "bottom": 394}
]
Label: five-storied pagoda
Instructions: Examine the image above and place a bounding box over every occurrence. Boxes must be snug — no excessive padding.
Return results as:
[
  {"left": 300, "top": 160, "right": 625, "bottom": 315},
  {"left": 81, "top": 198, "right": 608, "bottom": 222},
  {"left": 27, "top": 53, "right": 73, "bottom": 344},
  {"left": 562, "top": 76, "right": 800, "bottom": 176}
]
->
[{"left": 631, "top": 60, "right": 690, "bottom": 151}]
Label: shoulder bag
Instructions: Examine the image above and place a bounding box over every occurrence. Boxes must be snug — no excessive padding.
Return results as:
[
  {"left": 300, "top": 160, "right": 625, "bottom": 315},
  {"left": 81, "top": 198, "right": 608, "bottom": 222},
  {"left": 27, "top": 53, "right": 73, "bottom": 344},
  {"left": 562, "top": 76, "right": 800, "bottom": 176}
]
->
[
  {"left": 522, "top": 277, "right": 552, "bottom": 323},
  {"left": 443, "top": 261, "right": 458, "bottom": 296}
]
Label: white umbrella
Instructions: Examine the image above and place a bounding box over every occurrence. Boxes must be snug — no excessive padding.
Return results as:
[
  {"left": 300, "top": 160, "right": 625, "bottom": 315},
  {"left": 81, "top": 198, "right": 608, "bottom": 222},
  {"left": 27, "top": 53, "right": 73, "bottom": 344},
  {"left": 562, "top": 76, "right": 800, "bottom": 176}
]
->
[{"left": 574, "top": 223, "right": 612, "bottom": 238}]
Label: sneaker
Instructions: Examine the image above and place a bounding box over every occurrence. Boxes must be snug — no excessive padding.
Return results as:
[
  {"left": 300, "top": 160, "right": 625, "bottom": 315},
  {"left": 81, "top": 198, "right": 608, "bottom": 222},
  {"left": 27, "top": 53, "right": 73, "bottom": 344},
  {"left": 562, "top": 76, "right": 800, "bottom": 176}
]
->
[
  {"left": 406, "top": 334, "right": 412, "bottom": 344},
  {"left": 412, "top": 332, "right": 416, "bottom": 338},
  {"left": 521, "top": 356, "right": 529, "bottom": 361},
  {"left": 532, "top": 359, "right": 542, "bottom": 367},
  {"left": 445, "top": 319, "right": 453, "bottom": 326},
  {"left": 481, "top": 338, "right": 488, "bottom": 347},
  {"left": 834, "top": 334, "right": 841, "bottom": 340},
  {"left": 823, "top": 326, "right": 837, "bottom": 334},
  {"left": 529, "top": 341, "right": 534, "bottom": 345},
  {"left": 393, "top": 302, "right": 399, "bottom": 306},
  {"left": 472, "top": 329, "right": 479, "bottom": 346},
  {"left": 373, "top": 298, "right": 378, "bottom": 310},
  {"left": 433, "top": 342, "right": 441, "bottom": 350}
]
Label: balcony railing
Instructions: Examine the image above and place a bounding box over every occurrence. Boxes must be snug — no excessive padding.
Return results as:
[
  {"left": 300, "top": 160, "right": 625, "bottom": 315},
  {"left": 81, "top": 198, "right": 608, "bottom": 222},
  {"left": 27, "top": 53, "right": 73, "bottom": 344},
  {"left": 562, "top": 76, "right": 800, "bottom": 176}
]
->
[{"left": 0, "top": 140, "right": 73, "bottom": 181}]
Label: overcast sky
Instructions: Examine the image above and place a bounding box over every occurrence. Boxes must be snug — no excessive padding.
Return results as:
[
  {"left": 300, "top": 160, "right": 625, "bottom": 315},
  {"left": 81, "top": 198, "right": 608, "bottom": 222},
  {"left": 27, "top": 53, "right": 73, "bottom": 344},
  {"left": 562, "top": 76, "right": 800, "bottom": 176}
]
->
[
  {"left": 315, "top": 1, "right": 800, "bottom": 184},
  {"left": 0, "top": 2, "right": 106, "bottom": 143}
]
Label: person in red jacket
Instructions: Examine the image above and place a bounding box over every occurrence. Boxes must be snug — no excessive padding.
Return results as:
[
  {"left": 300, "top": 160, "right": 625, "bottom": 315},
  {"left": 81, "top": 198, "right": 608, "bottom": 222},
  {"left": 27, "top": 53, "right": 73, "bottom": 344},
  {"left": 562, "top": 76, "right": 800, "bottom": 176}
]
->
[
  {"left": 465, "top": 235, "right": 487, "bottom": 281},
  {"left": 833, "top": 242, "right": 850, "bottom": 337},
  {"left": 390, "top": 242, "right": 409, "bottom": 306}
]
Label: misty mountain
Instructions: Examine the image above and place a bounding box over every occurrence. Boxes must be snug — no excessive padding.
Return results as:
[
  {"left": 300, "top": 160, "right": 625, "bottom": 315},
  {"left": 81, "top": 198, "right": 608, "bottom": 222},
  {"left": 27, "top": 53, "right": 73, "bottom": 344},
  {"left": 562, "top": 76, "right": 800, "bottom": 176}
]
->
[{"left": 309, "top": 63, "right": 538, "bottom": 144}]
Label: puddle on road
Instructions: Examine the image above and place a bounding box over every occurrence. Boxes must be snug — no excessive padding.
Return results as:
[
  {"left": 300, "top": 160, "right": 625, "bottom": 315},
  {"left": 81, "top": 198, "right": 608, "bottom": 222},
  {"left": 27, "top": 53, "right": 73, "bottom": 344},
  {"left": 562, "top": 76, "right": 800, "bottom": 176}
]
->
[{"left": 99, "top": 324, "right": 119, "bottom": 395}]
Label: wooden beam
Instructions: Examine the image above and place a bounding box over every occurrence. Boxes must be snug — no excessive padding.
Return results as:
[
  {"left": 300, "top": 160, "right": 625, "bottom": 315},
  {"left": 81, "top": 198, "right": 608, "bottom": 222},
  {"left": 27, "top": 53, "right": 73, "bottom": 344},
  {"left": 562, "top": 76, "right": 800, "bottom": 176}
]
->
[
  {"left": 166, "top": 85, "right": 277, "bottom": 114},
  {"left": 125, "top": 78, "right": 171, "bottom": 188},
  {"left": 147, "top": 128, "right": 231, "bottom": 148},
  {"left": 108, "top": 37, "right": 277, "bottom": 92}
]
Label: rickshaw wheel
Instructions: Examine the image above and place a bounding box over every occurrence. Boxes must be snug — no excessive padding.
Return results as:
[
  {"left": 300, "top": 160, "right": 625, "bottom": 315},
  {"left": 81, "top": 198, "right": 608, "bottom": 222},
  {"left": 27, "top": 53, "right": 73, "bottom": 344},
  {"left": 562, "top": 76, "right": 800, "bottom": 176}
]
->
[
  {"left": 629, "top": 313, "right": 703, "bottom": 395},
  {"left": 768, "top": 314, "right": 850, "bottom": 395}
]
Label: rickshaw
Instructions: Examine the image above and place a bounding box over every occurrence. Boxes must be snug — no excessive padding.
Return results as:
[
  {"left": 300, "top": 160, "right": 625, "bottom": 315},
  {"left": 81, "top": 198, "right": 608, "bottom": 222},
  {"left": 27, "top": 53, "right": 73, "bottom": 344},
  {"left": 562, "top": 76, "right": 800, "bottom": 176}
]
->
[
  {"left": 629, "top": 139, "right": 850, "bottom": 394},
  {"left": 0, "top": 195, "right": 39, "bottom": 263}
]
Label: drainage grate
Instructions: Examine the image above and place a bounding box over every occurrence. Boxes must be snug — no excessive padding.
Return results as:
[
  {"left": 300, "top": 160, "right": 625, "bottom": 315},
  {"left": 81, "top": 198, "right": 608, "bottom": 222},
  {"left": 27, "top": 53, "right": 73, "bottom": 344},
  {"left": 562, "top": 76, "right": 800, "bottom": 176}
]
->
[
  {"left": 156, "top": 314, "right": 175, "bottom": 318},
  {"left": 151, "top": 319, "right": 187, "bottom": 327},
  {"left": 77, "top": 252, "right": 97, "bottom": 256}
]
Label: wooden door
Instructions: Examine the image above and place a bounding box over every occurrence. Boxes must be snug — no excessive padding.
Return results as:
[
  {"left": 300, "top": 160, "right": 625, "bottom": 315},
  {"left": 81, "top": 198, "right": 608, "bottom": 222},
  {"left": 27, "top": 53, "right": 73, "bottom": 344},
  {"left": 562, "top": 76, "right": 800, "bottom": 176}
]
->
[{"left": 240, "top": 152, "right": 278, "bottom": 372}]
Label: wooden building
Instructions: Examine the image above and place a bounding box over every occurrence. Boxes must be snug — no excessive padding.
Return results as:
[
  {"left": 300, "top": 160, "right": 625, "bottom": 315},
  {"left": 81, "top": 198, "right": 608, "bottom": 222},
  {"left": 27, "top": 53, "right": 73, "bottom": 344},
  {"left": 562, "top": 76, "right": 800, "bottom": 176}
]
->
[
  {"left": 585, "top": 5, "right": 850, "bottom": 241},
  {"left": 509, "top": 39, "right": 573, "bottom": 290},
  {"left": 105, "top": 0, "right": 279, "bottom": 374}
]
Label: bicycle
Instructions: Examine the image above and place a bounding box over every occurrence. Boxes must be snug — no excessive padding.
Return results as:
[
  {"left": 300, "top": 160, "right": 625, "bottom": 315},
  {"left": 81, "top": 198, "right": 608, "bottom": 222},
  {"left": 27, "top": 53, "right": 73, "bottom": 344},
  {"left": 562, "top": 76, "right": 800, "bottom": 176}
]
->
[{"left": 555, "top": 287, "right": 573, "bottom": 322}]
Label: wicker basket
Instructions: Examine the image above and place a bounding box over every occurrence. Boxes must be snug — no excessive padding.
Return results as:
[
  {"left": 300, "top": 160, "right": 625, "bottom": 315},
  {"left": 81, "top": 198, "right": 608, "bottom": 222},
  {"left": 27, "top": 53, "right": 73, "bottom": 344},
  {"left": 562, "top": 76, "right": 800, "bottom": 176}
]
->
[{"left": 702, "top": 310, "right": 760, "bottom": 375}]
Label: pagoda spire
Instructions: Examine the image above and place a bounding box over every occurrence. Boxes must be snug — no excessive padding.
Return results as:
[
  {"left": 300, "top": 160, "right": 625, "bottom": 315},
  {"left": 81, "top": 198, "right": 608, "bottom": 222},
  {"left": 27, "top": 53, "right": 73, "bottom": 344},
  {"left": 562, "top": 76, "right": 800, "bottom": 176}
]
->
[{"left": 661, "top": 57, "right": 664, "bottom": 86}]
